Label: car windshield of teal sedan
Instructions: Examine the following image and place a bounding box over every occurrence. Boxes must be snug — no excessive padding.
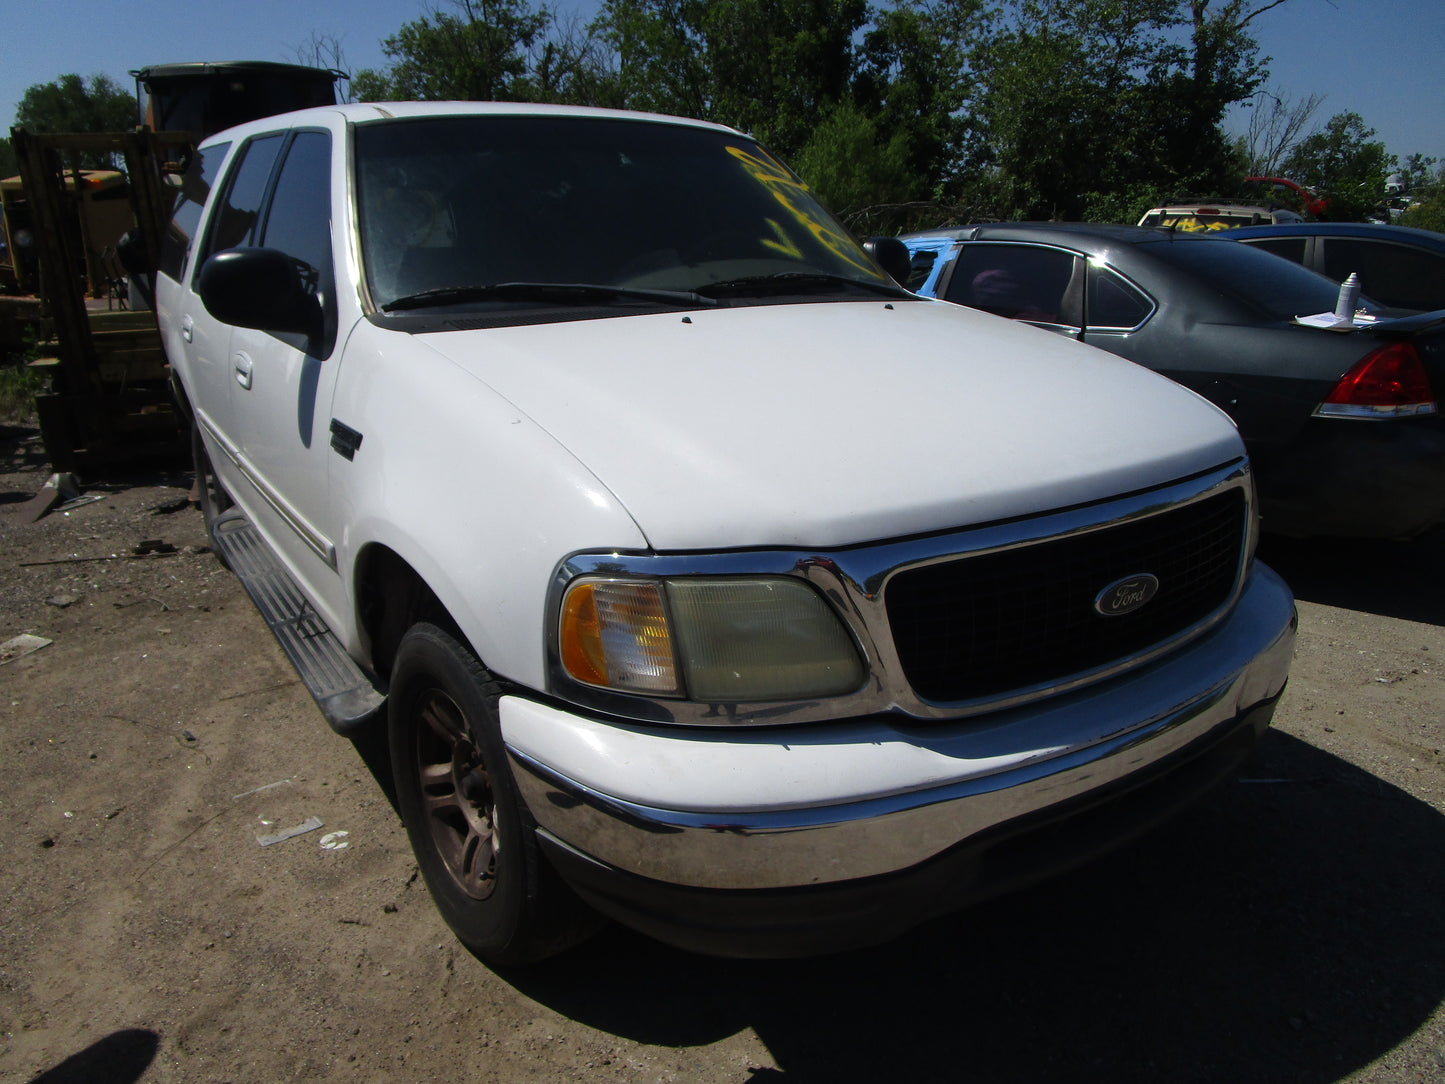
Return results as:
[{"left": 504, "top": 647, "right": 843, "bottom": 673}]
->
[{"left": 354, "top": 116, "right": 892, "bottom": 311}]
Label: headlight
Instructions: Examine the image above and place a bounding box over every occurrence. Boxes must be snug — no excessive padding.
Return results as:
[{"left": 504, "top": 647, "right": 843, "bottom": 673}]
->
[{"left": 558, "top": 576, "right": 864, "bottom": 702}]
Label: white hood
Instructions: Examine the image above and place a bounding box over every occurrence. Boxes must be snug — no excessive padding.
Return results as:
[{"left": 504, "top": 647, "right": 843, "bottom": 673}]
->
[{"left": 419, "top": 300, "right": 1243, "bottom": 551}]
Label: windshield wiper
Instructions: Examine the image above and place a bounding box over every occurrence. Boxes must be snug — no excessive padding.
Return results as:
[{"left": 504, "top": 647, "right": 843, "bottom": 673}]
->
[
  {"left": 694, "top": 272, "right": 910, "bottom": 300},
  {"left": 381, "top": 281, "right": 718, "bottom": 313}
]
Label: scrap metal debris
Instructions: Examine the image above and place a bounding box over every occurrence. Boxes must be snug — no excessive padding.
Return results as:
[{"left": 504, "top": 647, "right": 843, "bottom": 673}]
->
[
  {"left": 232, "top": 779, "right": 293, "bottom": 801},
  {"left": 1, "top": 633, "right": 53, "bottom": 664},
  {"left": 257, "top": 816, "right": 324, "bottom": 847},
  {"left": 9, "top": 472, "right": 79, "bottom": 523},
  {"left": 20, "top": 549, "right": 181, "bottom": 568},
  {"left": 57, "top": 494, "right": 107, "bottom": 513}
]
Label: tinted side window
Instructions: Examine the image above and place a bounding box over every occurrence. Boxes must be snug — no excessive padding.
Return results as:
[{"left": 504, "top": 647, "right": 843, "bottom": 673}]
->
[
  {"left": 260, "top": 131, "right": 332, "bottom": 274},
  {"left": 1239, "top": 236, "right": 1307, "bottom": 265},
  {"left": 1321, "top": 238, "right": 1445, "bottom": 312},
  {"left": 1087, "top": 266, "right": 1152, "bottom": 330},
  {"left": 157, "top": 140, "right": 230, "bottom": 282},
  {"left": 944, "top": 244, "right": 1079, "bottom": 327},
  {"left": 198, "top": 133, "right": 285, "bottom": 267},
  {"left": 261, "top": 131, "right": 337, "bottom": 357}
]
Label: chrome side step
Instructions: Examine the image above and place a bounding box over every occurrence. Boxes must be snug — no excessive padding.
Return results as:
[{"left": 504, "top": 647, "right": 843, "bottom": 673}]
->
[{"left": 211, "top": 508, "right": 385, "bottom": 734}]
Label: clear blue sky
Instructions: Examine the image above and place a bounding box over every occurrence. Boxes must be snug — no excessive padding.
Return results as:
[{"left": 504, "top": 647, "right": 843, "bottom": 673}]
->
[{"left": 3, "top": 0, "right": 1441, "bottom": 165}]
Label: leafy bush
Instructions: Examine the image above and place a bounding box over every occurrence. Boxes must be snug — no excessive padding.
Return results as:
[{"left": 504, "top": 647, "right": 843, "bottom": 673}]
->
[
  {"left": 0, "top": 361, "right": 46, "bottom": 423},
  {"left": 1399, "top": 196, "right": 1445, "bottom": 235}
]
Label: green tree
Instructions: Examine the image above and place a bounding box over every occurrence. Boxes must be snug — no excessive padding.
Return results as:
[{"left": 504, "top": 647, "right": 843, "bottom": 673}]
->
[
  {"left": 597, "top": 0, "right": 868, "bottom": 158},
  {"left": 1399, "top": 160, "right": 1445, "bottom": 234},
  {"left": 1398, "top": 153, "right": 1439, "bottom": 195},
  {"left": 16, "top": 73, "right": 136, "bottom": 133},
  {"left": 702, "top": 0, "right": 868, "bottom": 156},
  {"left": 1281, "top": 112, "right": 1394, "bottom": 222},
  {"left": 595, "top": 0, "right": 709, "bottom": 117},
  {"left": 352, "top": 0, "right": 1291, "bottom": 225},
  {"left": 971, "top": 0, "right": 1275, "bottom": 221},
  {"left": 1235, "top": 86, "right": 1323, "bottom": 177},
  {"left": 854, "top": 0, "right": 988, "bottom": 212},
  {"left": 13, "top": 73, "right": 137, "bottom": 169},
  {"left": 790, "top": 100, "right": 917, "bottom": 231},
  {"left": 1400, "top": 194, "right": 1445, "bottom": 234},
  {"left": 353, "top": 0, "right": 613, "bottom": 105},
  {"left": 0, "top": 138, "right": 17, "bottom": 179}
]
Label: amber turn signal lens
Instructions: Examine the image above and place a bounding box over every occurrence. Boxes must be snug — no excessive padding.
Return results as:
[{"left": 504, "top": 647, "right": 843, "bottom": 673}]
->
[{"left": 558, "top": 580, "right": 679, "bottom": 695}]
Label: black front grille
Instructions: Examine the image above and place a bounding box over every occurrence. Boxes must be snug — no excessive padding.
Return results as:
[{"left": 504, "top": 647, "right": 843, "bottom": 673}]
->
[{"left": 885, "top": 489, "right": 1247, "bottom": 703}]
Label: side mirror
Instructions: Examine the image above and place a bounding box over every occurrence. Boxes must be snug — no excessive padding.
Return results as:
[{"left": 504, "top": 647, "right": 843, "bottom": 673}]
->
[
  {"left": 198, "top": 247, "right": 321, "bottom": 339},
  {"left": 865, "top": 236, "right": 912, "bottom": 288}
]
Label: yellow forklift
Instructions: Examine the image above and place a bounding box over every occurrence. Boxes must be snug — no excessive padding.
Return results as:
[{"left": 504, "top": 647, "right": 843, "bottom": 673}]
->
[{"left": 11, "top": 61, "right": 343, "bottom": 473}]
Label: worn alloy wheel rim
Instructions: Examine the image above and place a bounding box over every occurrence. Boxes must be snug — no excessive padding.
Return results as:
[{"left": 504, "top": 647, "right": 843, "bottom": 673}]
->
[{"left": 414, "top": 687, "right": 499, "bottom": 900}]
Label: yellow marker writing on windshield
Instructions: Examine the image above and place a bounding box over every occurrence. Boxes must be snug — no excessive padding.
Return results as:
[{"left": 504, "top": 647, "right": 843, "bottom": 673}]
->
[{"left": 726, "top": 146, "right": 878, "bottom": 276}]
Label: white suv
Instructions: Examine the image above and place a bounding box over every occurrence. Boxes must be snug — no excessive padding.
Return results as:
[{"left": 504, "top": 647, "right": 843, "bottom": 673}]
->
[
  {"left": 1138, "top": 202, "right": 1305, "bottom": 231},
  {"left": 156, "top": 102, "right": 1295, "bottom": 962}
]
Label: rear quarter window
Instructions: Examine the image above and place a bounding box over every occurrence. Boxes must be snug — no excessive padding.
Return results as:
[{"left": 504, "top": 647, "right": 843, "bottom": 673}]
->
[{"left": 1087, "top": 266, "right": 1152, "bottom": 329}]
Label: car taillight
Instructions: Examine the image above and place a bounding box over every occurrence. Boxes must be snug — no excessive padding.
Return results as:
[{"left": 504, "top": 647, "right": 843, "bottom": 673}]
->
[{"left": 1314, "top": 342, "right": 1438, "bottom": 419}]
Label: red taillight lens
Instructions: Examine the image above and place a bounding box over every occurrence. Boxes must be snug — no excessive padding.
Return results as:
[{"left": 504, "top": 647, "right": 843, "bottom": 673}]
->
[{"left": 1316, "top": 342, "right": 1437, "bottom": 419}]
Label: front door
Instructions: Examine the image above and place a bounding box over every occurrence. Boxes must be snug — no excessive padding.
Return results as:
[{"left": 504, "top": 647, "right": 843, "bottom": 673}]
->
[{"left": 224, "top": 129, "right": 348, "bottom": 624}]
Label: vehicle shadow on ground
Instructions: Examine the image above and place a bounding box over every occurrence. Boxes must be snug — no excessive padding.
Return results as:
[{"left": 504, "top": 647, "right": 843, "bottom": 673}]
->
[
  {"left": 1259, "top": 530, "right": 1445, "bottom": 626},
  {"left": 348, "top": 717, "right": 399, "bottom": 813},
  {"left": 26, "top": 1028, "right": 159, "bottom": 1084},
  {"left": 507, "top": 729, "right": 1445, "bottom": 1082}
]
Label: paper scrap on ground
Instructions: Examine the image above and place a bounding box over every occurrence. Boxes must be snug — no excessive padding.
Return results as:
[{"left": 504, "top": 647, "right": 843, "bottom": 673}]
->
[{"left": 1294, "top": 311, "right": 1378, "bottom": 331}]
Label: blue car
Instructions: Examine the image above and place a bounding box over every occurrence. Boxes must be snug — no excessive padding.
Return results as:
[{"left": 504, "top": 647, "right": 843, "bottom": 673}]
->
[{"left": 1224, "top": 222, "right": 1445, "bottom": 314}]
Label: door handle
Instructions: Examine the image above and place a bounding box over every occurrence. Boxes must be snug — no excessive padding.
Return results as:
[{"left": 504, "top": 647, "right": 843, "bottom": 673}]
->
[
  {"left": 181, "top": 315, "right": 193, "bottom": 343},
  {"left": 233, "top": 353, "right": 253, "bottom": 390}
]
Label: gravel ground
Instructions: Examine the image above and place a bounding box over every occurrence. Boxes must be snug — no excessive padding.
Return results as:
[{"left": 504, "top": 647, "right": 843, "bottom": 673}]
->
[{"left": 1, "top": 421, "right": 1442, "bottom": 1084}]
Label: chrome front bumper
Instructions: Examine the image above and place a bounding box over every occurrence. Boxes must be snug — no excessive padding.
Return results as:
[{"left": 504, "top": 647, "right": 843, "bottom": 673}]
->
[{"left": 500, "top": 563, "right": 1296, "bottom": 894}]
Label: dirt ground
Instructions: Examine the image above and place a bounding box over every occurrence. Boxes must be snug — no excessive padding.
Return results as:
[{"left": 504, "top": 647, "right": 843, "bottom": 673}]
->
[{"left": 1, "top": 420, "right": 1442, "bottom": 1084}]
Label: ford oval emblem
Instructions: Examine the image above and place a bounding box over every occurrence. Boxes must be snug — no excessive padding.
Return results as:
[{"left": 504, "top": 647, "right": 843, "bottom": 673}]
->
[{"left": 1094, "top": 573, "right": 1160, "bottom": 617}]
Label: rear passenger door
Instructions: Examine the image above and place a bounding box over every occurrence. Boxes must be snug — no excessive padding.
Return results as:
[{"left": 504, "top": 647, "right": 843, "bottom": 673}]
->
[
  {"left": 154, "top": 138, "right": 233, "bottom": 439},
  {"left": 171, "top": 132, "right": 286, "bottom": 492}
]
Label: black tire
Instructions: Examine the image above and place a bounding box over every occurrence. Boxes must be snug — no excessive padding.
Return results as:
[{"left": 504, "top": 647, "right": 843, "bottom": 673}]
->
[
  {"left": 190, "top": 420, "right": 233, "bottom": 551},
  {"left": 388, "top": 623, "right": 597, "bottom": 965}
]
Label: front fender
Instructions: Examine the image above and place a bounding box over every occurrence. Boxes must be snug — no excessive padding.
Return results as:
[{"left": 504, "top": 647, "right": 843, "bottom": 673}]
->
[{"left": 328, "top": 322, "right": 649, "bottom": 688}]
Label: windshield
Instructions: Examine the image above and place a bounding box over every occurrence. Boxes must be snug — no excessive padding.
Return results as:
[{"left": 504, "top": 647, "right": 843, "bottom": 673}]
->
[
  {"left": 1142, "top": 234, "right": 1382, "bottom": 321},
  {"left": 354, "top": 115, "right": 891, "bottom": 312}
]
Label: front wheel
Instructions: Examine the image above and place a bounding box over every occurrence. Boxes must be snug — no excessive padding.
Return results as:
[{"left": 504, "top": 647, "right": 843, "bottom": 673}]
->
[{"left": 388, "top": 623, "right": 596, "bottom": 964}]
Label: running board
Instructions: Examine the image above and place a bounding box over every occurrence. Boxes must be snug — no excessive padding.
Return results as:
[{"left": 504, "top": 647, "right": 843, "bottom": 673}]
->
[{"left": 211, "top": 508, "right": 385, "bottom": 735}]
